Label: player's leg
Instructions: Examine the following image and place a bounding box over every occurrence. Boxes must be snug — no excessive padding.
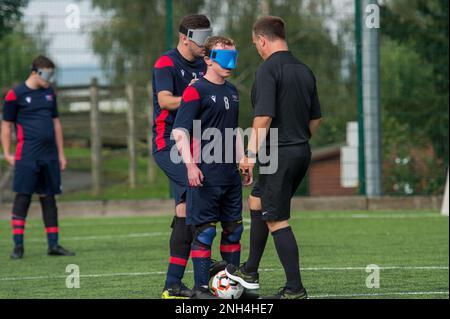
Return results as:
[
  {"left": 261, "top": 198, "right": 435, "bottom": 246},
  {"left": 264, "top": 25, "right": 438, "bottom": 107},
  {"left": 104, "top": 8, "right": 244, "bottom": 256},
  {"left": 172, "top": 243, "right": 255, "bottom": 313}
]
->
[
  {"left": 219, "top": 183, "right": 243, "bottom": 266},
  {"left": 10, "top": 193, "right": 32, "bottom": 259},
  {"left": 155, "top": 151, "right": 193, "bottom": 298},
  {"left": 10, "top": 160, "right": 37, "bottom": 259},
  {"left": 188, "top": 186, "right": 220, "bottom": 299},
  {"left": 39, "top": 160, "right": 74, "bottom": 256},
  {"left": 162, "top": 196, "right": 194, "bottom": 298}
]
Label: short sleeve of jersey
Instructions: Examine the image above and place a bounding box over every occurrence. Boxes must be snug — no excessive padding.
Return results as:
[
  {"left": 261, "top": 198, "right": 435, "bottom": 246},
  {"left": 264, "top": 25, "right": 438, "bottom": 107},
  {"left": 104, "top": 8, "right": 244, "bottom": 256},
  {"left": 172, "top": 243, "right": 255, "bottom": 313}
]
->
[
  {"left": 253, "top": 64, "right": 277, "bottom": 118},
  {"left": 310, "top": 76, "right": 322, "bottom": 120},
  {"left": 2, "top": 89, "right": 18, "bottom": 122},
  {"left": 153, "top": 55, "right": 175, "bottom": 94},
  {"left": 173, "top": 86, "right": 201, "bottom": 133}
]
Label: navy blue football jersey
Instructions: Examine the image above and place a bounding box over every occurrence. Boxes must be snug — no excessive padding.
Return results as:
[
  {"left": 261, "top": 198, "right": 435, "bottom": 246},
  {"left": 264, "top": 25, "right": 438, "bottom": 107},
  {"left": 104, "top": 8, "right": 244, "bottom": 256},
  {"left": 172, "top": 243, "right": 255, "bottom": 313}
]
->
[
  {"left": 152, "top": 48, "right": 206, "bottom": 153},
  {"left": 2, "top": 83, "right": 59, "bottom": 161},
  {"left": 173, "top": 77, "right": 240, "bottom": 186}
]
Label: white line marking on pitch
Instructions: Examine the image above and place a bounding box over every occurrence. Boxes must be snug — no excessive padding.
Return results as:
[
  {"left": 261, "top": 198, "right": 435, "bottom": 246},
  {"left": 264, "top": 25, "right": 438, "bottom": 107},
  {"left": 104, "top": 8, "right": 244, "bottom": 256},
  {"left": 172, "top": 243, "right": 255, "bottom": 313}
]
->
[
  {"left": 1, "top": 212, "right": 444, "bottom": 229},
  {"left": 310, "top": 291, "right": 449, "bottom": 298},
  {"left": 0, "top": 232, "right": 171, "bottom": 242},
  {"left": 0, "top": 265, "right": 447, "bottom": 282}
]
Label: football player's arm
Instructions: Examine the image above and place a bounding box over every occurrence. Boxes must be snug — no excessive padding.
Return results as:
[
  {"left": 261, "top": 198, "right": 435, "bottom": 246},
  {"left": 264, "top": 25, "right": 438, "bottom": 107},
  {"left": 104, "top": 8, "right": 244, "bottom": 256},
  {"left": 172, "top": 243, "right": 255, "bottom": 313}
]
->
[
  {"left": 2, "top": 89, "right": 18, "bottom": 166},
  {"left": 172, "top": 86, "right": 203, "bottom": 187},
  {"left": 53, "top": 118, "right": 67, "bottom": 170},
  {"left": 1, "top": 121, "right": 14, "bottom": 166},
  {"left": 157, "top": 91, "right": 182, "bottom": 111},
  {"left": 154, "top": 56, "right": 183, "bottom": 111}
]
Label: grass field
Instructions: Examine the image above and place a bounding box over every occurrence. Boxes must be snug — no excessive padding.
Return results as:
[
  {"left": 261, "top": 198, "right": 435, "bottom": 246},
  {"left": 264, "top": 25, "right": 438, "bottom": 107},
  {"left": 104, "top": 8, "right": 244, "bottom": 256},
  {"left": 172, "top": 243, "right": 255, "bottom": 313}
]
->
[{"left": 0, "top": 210, "right": 448, "bottom": 299}]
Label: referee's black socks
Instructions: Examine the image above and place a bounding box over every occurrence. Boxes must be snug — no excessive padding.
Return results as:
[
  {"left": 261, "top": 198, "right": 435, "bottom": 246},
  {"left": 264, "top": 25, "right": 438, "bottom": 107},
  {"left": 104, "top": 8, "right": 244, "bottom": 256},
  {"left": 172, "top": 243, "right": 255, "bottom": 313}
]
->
[
  {"left": 245, "top": 210, "right": 269, "bottom": 273},
  {"left": 272, "top": 226, "right": 304, "bottom": 292}
]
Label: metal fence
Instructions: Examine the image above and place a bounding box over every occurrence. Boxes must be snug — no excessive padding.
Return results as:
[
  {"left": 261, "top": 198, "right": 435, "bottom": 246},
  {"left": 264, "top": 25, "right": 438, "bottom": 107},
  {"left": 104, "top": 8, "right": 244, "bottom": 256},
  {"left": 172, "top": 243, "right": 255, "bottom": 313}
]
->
[{"left": 0, "top": 0, "right": 447, "bottom": 200}]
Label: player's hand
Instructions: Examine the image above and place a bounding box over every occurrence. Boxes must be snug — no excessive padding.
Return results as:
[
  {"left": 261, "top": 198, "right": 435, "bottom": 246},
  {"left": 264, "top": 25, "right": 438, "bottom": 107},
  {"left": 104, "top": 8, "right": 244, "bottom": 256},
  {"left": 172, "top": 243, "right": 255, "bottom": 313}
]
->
[
  {"left": 187, "top": 163, "right": 204, "bottom": 187},
  {"left": 59, "top": 155, "right": 67, "bottom": 171},
  {"left": 239, "top": 156, "right": 254, "bottom": 186},
  {"left": 242, "top": 172, "right": 253, "bottom": 186},
  {"left": 4, "top": 153, "right": 15, "bottom": 166},
  {"left": 188, "top": 78, "right": 199, "bottom": 86}
]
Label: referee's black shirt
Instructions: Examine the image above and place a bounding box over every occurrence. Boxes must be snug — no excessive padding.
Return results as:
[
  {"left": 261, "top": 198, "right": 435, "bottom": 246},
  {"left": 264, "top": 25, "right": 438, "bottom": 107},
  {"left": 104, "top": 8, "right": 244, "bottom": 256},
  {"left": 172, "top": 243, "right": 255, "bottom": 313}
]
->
[{"left": 251, "top": 51, "right": 321, "bottom": 149}]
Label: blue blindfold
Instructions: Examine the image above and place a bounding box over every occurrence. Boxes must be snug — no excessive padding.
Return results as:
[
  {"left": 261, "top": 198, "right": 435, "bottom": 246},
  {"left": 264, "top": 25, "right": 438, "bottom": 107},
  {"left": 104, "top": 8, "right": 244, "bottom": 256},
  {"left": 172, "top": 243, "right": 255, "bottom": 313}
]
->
[{"left": 210, "top": 49, "right": 238, "bottom": 69}]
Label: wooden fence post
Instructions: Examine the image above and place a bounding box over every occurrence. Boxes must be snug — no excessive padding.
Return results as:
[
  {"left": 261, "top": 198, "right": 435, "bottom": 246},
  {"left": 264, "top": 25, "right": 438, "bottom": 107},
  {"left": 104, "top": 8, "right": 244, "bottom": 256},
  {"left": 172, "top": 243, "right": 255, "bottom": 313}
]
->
[
  {"left": 126, "top": 83, "right": 137, "bottom": 189},
  {"left": 90, "top": 77, "right": 102, "bottom": 195},
  {"left": 146, "top": 82, "right": 156, "bottom": 182}
]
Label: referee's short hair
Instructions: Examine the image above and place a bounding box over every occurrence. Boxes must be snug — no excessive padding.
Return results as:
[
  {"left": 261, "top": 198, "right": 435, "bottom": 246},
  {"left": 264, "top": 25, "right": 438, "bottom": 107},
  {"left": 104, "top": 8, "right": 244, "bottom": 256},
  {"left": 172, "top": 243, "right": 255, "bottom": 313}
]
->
[{"left": 253, "top": 16, "right": 286, "bottom": 41}]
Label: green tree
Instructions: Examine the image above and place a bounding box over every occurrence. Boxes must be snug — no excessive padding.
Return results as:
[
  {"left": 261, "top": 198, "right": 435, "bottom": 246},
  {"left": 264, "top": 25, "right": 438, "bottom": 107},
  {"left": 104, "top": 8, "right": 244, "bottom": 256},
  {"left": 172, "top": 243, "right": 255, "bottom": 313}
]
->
[
  {"left": 0, "top": 1, "right": 44, "bottom": 93},
  {"left": 380, "top": 0, "right": 449, "bottom": 164},
  {"left": 380, "top": 39, "right": 443, "bottom": 194},
  {"left": 91, "top": 0, "right": 204, "bottom": 88},
  {"left": 0, "top": 0, "right": 28, "bottom": 40},
  {"left": 207, "top": 0, "right": 356, "bottom": 141}
]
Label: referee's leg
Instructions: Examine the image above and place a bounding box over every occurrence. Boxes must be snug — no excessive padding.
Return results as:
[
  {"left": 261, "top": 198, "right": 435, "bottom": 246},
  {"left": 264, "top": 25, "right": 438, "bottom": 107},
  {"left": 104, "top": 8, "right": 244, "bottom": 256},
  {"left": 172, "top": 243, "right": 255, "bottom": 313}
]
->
[
  {"left": 266, "top": 219, "right": 304, "bottom": 293},
  {"left": 244, "top": 194, "right": 269, "bottom": 273}
]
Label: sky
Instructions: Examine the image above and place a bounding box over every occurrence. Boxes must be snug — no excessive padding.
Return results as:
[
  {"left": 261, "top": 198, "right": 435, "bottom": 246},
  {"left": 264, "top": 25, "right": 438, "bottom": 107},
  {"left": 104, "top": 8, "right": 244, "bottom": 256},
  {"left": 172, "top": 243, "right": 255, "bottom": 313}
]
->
[{"left": 23, "top": 0, "right": 103, "bottom": 67}]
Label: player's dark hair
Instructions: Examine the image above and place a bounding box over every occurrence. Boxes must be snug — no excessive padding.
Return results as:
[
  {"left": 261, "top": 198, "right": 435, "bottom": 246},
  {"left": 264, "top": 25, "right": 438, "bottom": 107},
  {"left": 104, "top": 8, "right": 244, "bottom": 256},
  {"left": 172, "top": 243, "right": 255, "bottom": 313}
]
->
[
  {"left": 179, "top": 14, "right": 210, "bottom": 32},
  {"left": 31, "top": 55, "right": 55, "bottom": 71},
  {"left": 204, "top": 36, "right": 235, "bottom": 57},
  {"left": 253, "top": 16, "right": 286, "bottom": 41}
]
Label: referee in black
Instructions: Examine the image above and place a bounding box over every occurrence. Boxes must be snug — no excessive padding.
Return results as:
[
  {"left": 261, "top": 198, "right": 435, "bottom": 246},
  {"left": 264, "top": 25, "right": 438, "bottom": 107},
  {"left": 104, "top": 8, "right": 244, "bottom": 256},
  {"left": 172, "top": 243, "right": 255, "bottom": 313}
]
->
[{"left": 225, "top": 16, "right": 322, "bottom": 299}]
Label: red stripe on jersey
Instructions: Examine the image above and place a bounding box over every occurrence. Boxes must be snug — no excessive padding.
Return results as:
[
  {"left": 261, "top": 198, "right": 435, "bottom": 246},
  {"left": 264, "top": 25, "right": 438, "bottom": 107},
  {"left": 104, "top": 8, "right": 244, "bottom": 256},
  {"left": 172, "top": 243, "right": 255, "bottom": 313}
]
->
[
  {"left": 169, "top": 256, "right": 188, "bottom": 266},
  {"left": 155, "top": 110, "right": 169, "bottom": 151},
  {"left": 154, "top": 55, "right": 174, "bottom": 68},
  {"left": 5, "top": 89, "right": 17, "bottom": 102},
  {"left": 182, "top": 86, "right": 200, "bottom": 103},
  {"left": 15, "top": 124, "right": 24, "bottom": 160},
  {"left": 220, "top": 244, "right": 241, "bottom": 253},
  {"left": 191, "top": 249, "right": 211, "bottom": 258},
  {"left": 46, "top": 227, "right": 59, "bottom": 233}
]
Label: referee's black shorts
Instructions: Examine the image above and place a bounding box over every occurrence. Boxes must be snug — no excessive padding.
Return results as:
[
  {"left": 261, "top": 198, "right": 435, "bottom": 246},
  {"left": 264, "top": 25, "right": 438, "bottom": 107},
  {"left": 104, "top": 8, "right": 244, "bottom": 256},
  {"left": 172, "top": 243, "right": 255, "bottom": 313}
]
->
[{"left": 251, "top": 143, "right": 311, "bottom": 222}]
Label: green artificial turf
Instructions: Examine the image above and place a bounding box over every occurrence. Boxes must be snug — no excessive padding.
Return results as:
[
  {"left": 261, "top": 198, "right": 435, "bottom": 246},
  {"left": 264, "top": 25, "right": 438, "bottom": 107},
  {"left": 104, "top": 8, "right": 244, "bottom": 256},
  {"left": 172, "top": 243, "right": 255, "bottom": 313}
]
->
[{"left": 0, "top": 210, "right": 448, "bottom": 299}]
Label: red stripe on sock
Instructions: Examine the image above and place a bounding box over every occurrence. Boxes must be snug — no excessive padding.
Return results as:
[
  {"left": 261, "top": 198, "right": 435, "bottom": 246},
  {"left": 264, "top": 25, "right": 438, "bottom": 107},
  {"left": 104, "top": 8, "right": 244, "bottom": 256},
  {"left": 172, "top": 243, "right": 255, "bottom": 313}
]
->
[
  {"left": 13, "top": 228, "right": 24, "bottom": 235},
  {"left": 169, "top": 256, "right": 188, "bottom": 266},
  {"left": 11, "top": 219, "right": 25, "bottom": 226},
  {"left": 46, "top": 227, "right": 59, "bottom": 233},
  {"left": 220, "top": 244, "right": 241, "bottom": 253},
  {"left": 190, "top": 250, "right": 211, "bottom": 258}
]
